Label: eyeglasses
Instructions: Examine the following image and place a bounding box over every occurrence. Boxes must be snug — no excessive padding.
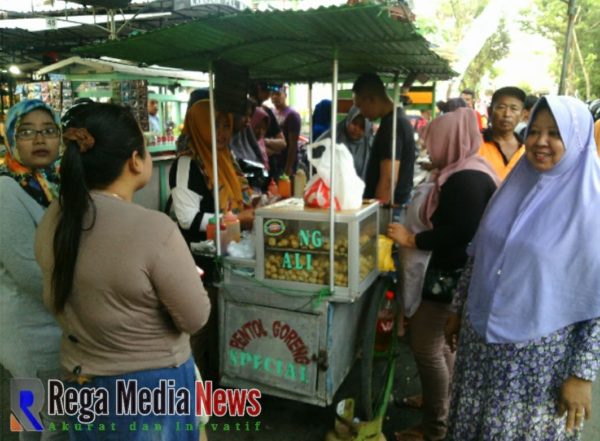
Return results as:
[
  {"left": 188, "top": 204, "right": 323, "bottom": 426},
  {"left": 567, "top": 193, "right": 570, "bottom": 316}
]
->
[{"left": 16, "top": 127, "right": 60, "bottom": 140}]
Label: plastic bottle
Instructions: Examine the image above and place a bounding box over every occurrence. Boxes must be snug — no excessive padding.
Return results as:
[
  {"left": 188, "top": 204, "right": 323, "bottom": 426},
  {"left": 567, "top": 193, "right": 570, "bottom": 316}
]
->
[
  {"left": 278, "top": 174, "right": 292, "bottom": 198},
  {"left": 206, "top": 216, "right": 217, "bottom": 241},
  {"left": 374, "top": 290, "right": 396, "bottom": 352},
  {"left": 223, "top": 210, "right": 241, "bottom": 243},
  {"left": 293, "top": 169, "right": 307, "bottom": 198},
  {"left": 268, "top": 178, "right": 280, "bottom": 197},
  {"left": 206, "top": 216, "right": 228, "bottom": 251}
]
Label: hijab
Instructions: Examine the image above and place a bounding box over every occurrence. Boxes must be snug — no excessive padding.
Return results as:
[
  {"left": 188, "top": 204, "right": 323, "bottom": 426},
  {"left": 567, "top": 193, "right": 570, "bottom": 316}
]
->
[
  {"left": 421, "top": 107, "right": 499, "bottom": 227},
  {"left": 229, "top": 116, "right": 265, "bottom": 166},
  {"left": 467, "top": 96, "right": 600, "bottom": 343},
  {"left": 312, "top": 99, "right": 331, "bottom": 140},
  {"left": 318, "top": 106, "right": 373, "bottom": 180},
  {"left": 0, "top": 99, "right": 60, "bottom": 207},
  {"left": 183, "top": 100, "right": 250, "bottom": 211}
]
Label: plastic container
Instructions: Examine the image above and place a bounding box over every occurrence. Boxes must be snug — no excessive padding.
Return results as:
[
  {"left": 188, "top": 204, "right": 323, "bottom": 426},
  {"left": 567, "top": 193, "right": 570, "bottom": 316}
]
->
[
  {"left": 278, "top": 174, "right": 292, "bottom": 198},
  {"left": 293, "top": 169, "right": 307, "bottom": 198},
  {"left": 206, "top": 216, "right": 217, "bottom": 241},
  {"left": 268, "top": 178, "right": 280, "bottom": 197},
  {"left": 207, "top": 216, "right": 228, "bottom": 251},
  {"left": 374, "top": 290, "right": 396, "bottom": 352},
  {"left": 223, "top": 210, "right": 241, "bottom": 243}
]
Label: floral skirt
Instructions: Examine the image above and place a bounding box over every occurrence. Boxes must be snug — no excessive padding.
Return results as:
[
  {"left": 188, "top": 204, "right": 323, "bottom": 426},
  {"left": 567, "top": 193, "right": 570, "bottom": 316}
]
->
[{"left": 446, "top": 317, "right": 586, "bottom": 441}]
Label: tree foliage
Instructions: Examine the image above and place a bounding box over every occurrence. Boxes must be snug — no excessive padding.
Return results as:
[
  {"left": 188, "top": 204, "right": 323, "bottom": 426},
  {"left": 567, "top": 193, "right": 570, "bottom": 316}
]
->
[
  {"left": 461, "top": 17, "right": 510, "bottom": 91},
  {"left": 522, "top": 0, "right": 600, "bottom": 99},
  {"left": 415, "top": 0, "right": 511, "bottom": 94}
]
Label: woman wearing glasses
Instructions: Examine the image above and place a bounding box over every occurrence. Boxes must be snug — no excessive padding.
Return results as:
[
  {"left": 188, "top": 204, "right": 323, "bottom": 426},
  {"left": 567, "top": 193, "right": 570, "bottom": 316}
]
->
[{"left": 0, "top": 99, "right": 66, "bottom": 440}]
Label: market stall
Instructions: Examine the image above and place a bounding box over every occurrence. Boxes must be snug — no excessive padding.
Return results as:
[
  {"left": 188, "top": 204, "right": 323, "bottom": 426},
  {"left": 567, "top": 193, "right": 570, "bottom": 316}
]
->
[
  {"left": 33, "top": 56, "right": 208, "bottom": 210},
  {"left": 76, "top": 2, "right": 454, "bottom": 425}
]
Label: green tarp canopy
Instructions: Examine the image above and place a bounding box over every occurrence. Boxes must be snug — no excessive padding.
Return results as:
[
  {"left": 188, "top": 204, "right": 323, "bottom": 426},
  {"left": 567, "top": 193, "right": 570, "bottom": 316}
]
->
[{"left": 75, "top": 3, "right": 455, "bottom": 83}]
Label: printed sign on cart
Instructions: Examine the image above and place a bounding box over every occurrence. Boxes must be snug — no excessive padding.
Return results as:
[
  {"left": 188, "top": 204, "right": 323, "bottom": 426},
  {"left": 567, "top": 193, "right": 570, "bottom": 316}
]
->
[{"left": 223, "top": 303, "right": 320, "bottom": 397}]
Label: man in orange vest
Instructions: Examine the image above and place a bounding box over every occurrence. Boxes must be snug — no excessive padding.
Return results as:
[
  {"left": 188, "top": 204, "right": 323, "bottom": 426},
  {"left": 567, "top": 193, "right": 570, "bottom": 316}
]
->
[{"left": 478, "top": 86, "right": 526, "bottom": 180}]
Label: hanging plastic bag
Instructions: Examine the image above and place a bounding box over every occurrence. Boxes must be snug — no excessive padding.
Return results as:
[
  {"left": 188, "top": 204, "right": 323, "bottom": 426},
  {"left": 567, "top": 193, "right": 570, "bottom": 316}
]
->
[
  {"left": 378, "top": 235, "right": 396, "bottom": 272},
  {"left": 397, "top": 182, "right": 434, "bottom": 318},
  {"left": 304, "top": 177, "right": 340, "bottom": 210},
  {"left": 303, "top": 138, "right": 365, "bottom": 210}
]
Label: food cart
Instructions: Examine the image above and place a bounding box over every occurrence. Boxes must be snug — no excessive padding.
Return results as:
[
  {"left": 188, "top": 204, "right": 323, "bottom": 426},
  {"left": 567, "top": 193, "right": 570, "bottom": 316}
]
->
[{"left": 75, "top": 2, "right": 454, "bottom": 425}]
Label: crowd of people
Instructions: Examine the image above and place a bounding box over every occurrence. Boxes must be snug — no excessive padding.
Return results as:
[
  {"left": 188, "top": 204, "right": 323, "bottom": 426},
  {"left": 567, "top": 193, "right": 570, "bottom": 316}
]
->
[{"left": 1, "top": 72, "right": 600, "bottom": 441}]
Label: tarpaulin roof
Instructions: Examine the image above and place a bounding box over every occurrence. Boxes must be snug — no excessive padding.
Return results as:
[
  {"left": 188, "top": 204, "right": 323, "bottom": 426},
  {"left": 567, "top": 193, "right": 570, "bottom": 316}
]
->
[
  {"left": 36, "top": 56, "right": 207, "bottom": 82},
  {"left": 75, "top": 3, "right": 455, "bottom": 83}
]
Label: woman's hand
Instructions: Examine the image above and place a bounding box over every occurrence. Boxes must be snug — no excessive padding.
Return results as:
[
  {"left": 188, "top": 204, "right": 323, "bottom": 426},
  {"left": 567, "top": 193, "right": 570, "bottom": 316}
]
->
[
  {"left": 418, "top": 161, "right": 435, "bottom": 171},
  {"left": 557, "top": 376, "right": 592, "bottom": 432},
  {"left": 387, "top": 223, "right": 416, "bottom": 248},
  {"left": 444, "top": 312, "right": 461, "bottom": 352},
  {"left": 238, "top": 208, "right": 255, "bottom": 230}
]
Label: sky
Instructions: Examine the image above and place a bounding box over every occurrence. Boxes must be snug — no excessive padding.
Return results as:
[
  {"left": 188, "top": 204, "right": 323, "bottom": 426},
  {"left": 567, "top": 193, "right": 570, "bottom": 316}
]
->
[{"left": 412, "top": 0, "right": 557, "bottom": 95}]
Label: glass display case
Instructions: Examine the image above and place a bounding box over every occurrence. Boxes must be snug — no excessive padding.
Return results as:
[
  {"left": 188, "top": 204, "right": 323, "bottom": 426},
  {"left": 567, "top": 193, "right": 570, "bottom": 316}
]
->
[{"left": 255, "top": 198, "right": 379, "bottom": 301}]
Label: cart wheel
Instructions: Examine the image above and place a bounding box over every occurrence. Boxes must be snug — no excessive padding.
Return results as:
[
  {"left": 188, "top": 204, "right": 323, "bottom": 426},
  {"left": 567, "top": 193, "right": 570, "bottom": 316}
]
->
[{"left": 358, "top": 275, "right": 397, "bottom": 421}]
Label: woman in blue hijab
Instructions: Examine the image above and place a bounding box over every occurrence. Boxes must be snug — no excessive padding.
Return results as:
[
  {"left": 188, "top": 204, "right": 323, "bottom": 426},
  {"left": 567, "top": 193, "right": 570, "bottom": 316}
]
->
[
  {"left": 445, "top": 96, "right": 600, "bottom": 440},
  {"left": 0, "top": 99, "right": 66, "bottom": 440},
  {"left": 312, "top": 99, "right": 331, "bottom": 140}
]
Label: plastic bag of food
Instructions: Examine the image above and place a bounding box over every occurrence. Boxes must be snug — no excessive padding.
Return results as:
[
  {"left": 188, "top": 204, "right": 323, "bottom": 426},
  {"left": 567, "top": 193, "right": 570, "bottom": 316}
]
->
[
  {"left": 304, "top": 177, "right": 340, "bottom": 210},
  {"left": 303, "top": 138, "right": 365, "bottom": 210},
  {"left": 378, "top": 235, "right": 396, "bottom": 272}
]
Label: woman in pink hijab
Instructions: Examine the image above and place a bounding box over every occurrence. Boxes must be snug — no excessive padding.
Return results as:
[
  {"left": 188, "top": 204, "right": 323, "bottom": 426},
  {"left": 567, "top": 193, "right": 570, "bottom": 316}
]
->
[{"left": 387, "top": 108, "right": 499, "bottom": 441}]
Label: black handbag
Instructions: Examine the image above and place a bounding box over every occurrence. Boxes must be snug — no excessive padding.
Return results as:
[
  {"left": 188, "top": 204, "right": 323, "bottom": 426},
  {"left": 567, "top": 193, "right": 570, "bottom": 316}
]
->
[{"left": 422, "top": 266, "right": 463, "bottom": 303}]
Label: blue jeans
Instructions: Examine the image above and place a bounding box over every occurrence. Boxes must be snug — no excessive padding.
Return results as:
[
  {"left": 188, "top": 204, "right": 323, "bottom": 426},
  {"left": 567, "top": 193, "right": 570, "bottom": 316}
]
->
[{"left": 63, "top": 358, "right": 198, "bottom": 441}]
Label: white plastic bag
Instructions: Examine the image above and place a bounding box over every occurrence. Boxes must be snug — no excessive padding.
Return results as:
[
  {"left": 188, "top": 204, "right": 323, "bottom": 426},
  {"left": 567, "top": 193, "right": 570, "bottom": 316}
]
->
[
  {"left": 397, "top": 182, "right": 434, "bottom": 317},
  {"left": 304, "top": 138, "right": 365, "bottom": 210}
]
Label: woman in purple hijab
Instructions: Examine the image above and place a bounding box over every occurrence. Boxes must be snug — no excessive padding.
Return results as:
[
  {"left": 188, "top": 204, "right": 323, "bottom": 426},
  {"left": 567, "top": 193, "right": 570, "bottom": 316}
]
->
[{"left": 445, "top": 96, "right": 600, "bottom": 440}]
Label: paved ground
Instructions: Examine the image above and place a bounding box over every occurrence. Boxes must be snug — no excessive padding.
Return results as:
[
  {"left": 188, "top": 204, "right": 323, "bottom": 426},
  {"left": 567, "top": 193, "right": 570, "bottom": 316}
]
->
[{"left": 2, "top": 339, "right": 599, "bottom": 441}]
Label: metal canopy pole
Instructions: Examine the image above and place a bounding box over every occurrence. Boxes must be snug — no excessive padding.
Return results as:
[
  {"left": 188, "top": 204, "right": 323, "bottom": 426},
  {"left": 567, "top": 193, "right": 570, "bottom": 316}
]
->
[
  {"left": 329, "top": 53, "right": 339, "bottom": 292},
  {"left": 308, "top": 81, "right": 314, "bottom": 144},
  {"left": 208, "top": 61, "right": 222, "bottom": 256},
  {"left": 108, "top": 9, "right": 117, "bottom": 40},
  {"left": 308, "top": 81, "right": 314, "bottom": 180},
  {"left": 390, "top": 73, "right": 400, "bottom": 224}
]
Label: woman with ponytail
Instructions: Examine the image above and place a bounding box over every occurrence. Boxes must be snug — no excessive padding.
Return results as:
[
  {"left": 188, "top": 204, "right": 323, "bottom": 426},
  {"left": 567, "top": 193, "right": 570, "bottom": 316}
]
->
[
  {"left": 0, "top": 99, "right": 67, "bottom": 440},
  {"left": 35, "top": 102, "right": 211, "bottom": 441}
]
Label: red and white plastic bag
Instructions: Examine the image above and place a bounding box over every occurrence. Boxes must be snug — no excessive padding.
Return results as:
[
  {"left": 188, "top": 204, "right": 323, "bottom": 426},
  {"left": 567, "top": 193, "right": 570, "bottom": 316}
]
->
[{"left": 303, "top": 138, "right": 365, "bottom": 210}]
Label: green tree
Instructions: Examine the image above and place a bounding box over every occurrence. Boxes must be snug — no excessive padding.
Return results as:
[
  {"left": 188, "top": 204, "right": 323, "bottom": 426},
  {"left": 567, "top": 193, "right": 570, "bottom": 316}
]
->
[
  {"left": 415, "top": 0, "right": 512, "bottom": 94},
  {"left": 461, "top": 17, "right": 510, "bottom": 91},
  {"left": 522, "top": 0, "right": 600, "bottom": 99}
]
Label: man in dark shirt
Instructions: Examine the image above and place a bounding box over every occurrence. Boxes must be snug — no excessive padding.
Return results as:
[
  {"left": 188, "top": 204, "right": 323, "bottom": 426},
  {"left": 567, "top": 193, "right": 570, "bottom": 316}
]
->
[
  {"left": 352, "top": 73, "right": 415, "bottom": 205},
  {"left": 271, "top": 85, "right": 302, "bottom": 177},
  {"left": 249, "top": 82, "right": 287, "bottom": 175}
]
